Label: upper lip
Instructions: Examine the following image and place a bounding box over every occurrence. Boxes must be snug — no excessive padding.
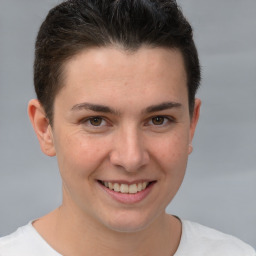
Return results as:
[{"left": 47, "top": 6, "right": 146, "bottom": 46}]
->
[{"left": 98, "top": 179, "right": 156, "bottom": 185}]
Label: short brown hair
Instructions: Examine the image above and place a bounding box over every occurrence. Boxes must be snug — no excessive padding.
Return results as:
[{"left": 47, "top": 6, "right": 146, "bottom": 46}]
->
[{"left": 34, "top": 0, "right": 201, "bottom": 124}]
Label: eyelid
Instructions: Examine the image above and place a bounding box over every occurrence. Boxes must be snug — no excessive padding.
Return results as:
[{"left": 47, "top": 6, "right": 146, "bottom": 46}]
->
[
  {"left": 146, "top": 115, "right": 176, "bottom": 126},
  {"left": 80, "top": 116, "right": 110, "bottom": 127},
  {"left": 78, "top": 115, "right": 176, "bottom": 127}
]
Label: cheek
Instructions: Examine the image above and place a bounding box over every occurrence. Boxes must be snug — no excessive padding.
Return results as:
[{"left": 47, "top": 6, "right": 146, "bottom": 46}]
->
[
  {"left": 149, "top": 130, "right": 190, "bottom": 190},
  {"left": 55, "top": 133, "right": 110, "bottom": 179},
  {"left": 151, "top": 130, "right": 189, "bottom": 161}
]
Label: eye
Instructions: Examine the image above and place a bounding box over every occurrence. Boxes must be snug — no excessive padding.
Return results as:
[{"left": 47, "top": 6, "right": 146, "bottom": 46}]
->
[
  {"left": 88, "top": 117, "right": 104, "bottom": 126},
  {"left": 151, "top": 116, "right": 165, "bottom": 125},
  {"left": 149, "top": 116, "right": 171, "bottom": 126},
  {"left": 81, "top": 116, "right": 108, "bottom": 127}
]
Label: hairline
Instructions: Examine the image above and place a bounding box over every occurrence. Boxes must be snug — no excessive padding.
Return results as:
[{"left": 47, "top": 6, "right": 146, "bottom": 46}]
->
[{"left": 47, "top": 44, "right": 193, "bottom": 126}]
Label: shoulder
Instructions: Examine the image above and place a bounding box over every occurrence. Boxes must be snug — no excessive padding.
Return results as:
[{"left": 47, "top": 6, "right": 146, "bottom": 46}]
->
[
  {"left": 175, "top": 220, "right": 256, "bottom": 256},
  {"left": 0, "top": 222, "right": 60, "bottom": 256},
  {"left": 0, "top": 224, "right": 28, "bottom": 255}
]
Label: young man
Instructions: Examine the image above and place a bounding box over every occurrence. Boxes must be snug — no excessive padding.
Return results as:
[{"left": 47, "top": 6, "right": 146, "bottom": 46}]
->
[{"left": 0, "top": 0, "right": 255, "bottom": 255}]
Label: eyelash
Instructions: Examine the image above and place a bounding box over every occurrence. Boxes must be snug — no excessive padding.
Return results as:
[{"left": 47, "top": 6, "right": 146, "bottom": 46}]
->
[
  {"left": 80, "top": 116, "right": 108, "bottom": 127},
  {"left": 79, "top": 115, "right": 176, "bottom": 129},
  {"left": 146, "top": 116, "right": 176, "bottom": 126}
]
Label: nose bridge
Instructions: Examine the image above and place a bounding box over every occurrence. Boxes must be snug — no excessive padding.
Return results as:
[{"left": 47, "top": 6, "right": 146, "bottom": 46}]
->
[{"left": 110, "top": 124, "right": 149, "bottom": 171}]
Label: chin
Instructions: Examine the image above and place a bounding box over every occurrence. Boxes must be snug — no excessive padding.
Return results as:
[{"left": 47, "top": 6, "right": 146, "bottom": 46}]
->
[
  {"left": 106, "top": 222, "right": 151, "bottom": 233},
  {"left": 101, "top": 210, "right": 159, "bottom": 233}
]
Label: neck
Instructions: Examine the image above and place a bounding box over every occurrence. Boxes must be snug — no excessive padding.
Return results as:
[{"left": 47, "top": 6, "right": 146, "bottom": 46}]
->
[{"left": 33, "top": 205, "right": 181, "bottom": 256}]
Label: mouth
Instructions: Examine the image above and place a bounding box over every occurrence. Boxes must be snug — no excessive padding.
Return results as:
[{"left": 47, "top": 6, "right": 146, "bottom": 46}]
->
[{"left": 98, "top": 180, "right": 155, "bottom": 194}]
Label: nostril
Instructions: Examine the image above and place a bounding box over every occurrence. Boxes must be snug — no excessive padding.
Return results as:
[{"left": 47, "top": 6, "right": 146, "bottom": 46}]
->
[{"left": 110, "top": 151, "right": 149, "bottom": 169}]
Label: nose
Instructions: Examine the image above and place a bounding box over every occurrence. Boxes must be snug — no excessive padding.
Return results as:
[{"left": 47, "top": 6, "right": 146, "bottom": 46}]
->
[{"left": 109, "top": 126, "right": 150, "bottom": 172}]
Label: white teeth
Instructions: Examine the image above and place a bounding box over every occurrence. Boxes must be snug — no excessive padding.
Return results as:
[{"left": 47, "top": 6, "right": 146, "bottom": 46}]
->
[
  {"left": 102, "top": 181, "right": 150, "bottom": 194},
  {"left": 120, "top": 184, "right": 129, "bottom": 193},
  {"left": 113, "top": 183, "right": 120, "bottom": 192},
  {"left": 137, "top": 183, "right": 142, "bottom": 192},
  {"left": 128, "top": 184, "right": 138, "bottom": 194},
  {"left": 108, "top": 182, "right": 113, "bottom": 190}
]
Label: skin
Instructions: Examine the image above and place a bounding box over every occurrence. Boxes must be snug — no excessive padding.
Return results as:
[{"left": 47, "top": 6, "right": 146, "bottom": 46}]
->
[{"left": 28, "top": 46, "right": 201, "bottom": 256}]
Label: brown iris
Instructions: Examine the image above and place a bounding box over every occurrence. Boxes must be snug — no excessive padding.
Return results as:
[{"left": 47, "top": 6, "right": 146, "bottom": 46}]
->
[
  {"left": 89, "top": 117, "right": 103, "bottom": 126},
  {"left": 152, "top": 116, "right": 165, "bottom": 125}
]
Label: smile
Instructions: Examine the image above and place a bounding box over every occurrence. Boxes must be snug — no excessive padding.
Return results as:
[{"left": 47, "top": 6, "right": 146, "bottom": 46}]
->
[{"left": 99, "top": 181, "right": 153, "bottom": 194}]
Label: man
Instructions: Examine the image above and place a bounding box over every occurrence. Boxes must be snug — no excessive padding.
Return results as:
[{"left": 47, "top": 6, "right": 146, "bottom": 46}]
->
[{"left": 0, "top": 0, "right": 255, "bottom": 255}]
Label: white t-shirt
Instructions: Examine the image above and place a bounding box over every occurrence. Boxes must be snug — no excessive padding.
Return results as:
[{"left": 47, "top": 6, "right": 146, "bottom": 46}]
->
[{"left": 0, "top": 220, "right": 255, "bottom": 256}]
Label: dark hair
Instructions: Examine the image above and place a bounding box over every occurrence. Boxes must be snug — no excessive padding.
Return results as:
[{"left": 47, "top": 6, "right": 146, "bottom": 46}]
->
[{"left": 34, "top": 0, "right": 200, "bottom": 124}]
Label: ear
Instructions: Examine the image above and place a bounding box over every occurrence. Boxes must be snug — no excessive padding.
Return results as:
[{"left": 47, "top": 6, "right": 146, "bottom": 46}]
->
[
  {"left": 28, "top": 99, "right": 56, "bottom": 157},
  {"left": 188, "top": 98, "right": 201, "bottom": 154}
]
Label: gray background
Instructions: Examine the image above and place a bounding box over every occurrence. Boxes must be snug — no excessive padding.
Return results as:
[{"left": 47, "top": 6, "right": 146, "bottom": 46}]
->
[{"left": 0, "top": 0, "right": 255, "bottom": 248}]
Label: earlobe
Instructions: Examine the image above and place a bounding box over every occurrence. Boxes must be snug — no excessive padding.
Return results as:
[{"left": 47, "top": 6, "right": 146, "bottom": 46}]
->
[
  {"left": 188, "top": 143, "right": 193, "bottom": 154},
  {"left": 28, "top": 99, "right": 56, "bottom": 157},
  {"left": 188, "top": 98, "right": 201, "bottom": 154}
]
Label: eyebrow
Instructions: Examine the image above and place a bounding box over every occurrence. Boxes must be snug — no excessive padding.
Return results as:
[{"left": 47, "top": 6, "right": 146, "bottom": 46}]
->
[
  {"left": 71, "top": 103, "right": 119, "bottom": 115},
  {"left": 71, "top": 101, "right": 182, "bottom": 115},
  {"left": 144, "top": 102, "right": 182, "bottom": 113}
]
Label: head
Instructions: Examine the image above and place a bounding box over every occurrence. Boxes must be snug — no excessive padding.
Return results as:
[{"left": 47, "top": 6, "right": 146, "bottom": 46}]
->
[
  {"left": 34, "top": 0, "right": 200, "bottom": 125},
  {"left": 29, "top": 0, "right": 201, "bottom": 233}
]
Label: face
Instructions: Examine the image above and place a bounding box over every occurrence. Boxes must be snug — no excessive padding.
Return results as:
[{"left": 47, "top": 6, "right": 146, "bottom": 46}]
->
[{"left": 30, "top": 47, "right": 200, "bottom": 233}]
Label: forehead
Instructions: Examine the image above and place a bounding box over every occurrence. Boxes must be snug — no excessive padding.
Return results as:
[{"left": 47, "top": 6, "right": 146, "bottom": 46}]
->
[
  {"left": 57, "top": 46, "right": 188, "bottom": 109},
  {"left": 64, "top": 46, "right": 186, "bottom": 80}
]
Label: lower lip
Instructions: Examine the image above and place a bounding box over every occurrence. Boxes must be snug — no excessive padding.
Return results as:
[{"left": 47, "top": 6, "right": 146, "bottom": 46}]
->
[{"left": 98, "top": 182, "right": 155, "bottom": 204}]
